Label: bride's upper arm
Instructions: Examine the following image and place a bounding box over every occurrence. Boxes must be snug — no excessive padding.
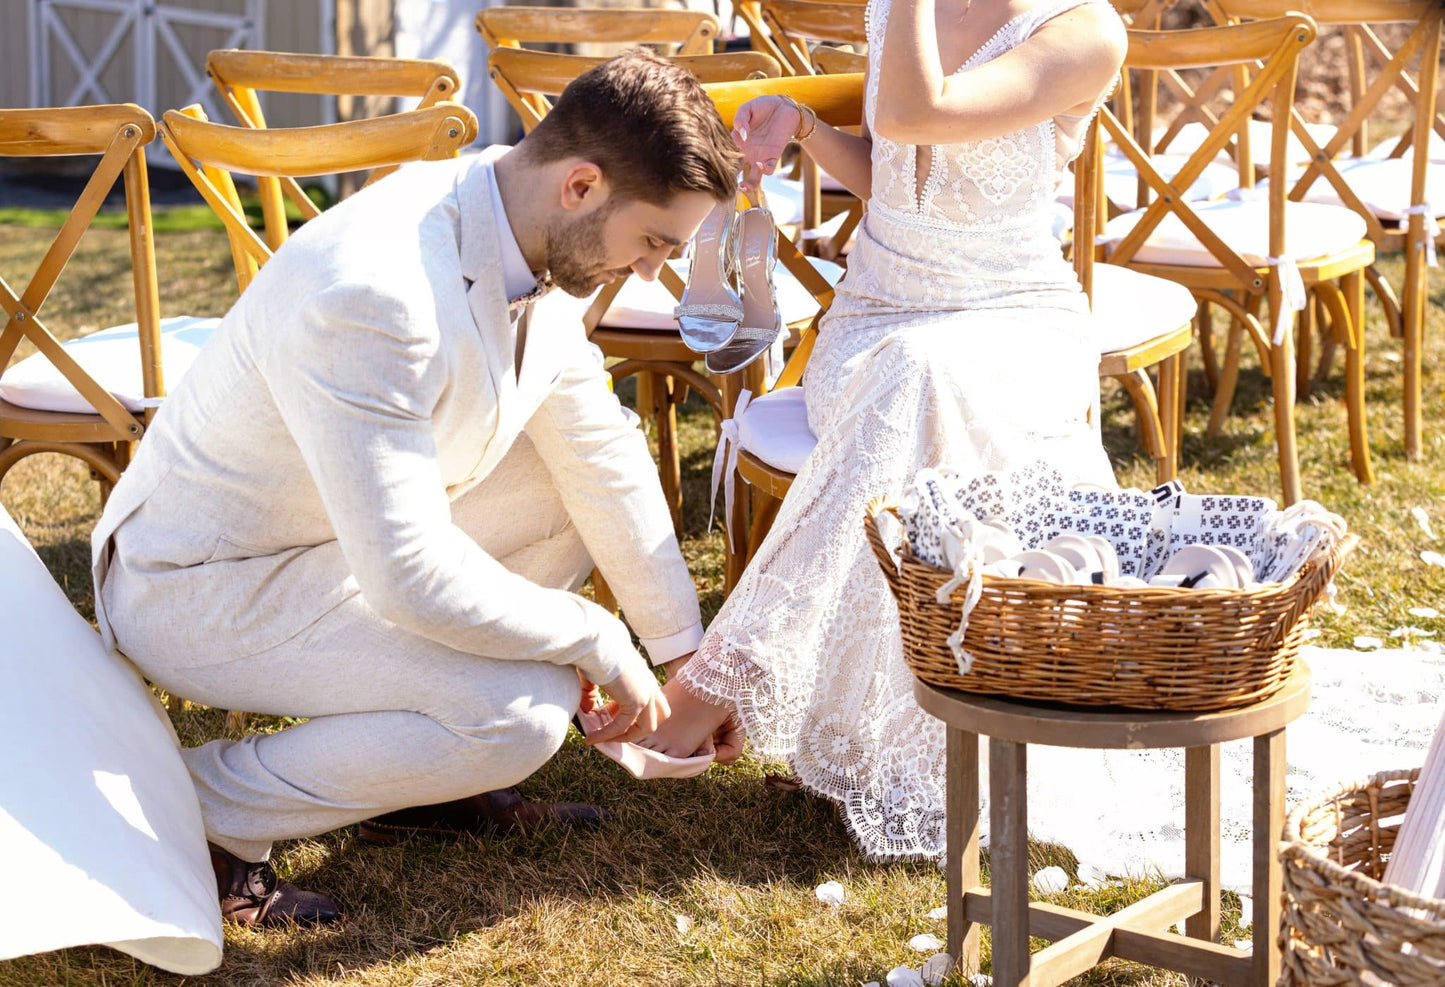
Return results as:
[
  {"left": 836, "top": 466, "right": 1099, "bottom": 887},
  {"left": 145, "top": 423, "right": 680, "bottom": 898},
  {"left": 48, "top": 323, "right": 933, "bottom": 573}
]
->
[{"left": 872, "top": 4, "right": 1126, "bottom": 146}]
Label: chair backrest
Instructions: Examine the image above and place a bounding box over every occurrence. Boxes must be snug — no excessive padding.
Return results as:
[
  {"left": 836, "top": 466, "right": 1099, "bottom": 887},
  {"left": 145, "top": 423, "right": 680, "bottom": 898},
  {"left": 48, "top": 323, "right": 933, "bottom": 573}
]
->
[
  {"left": 205, "top": 49, "right": 477, "bottom": 250},
  {"left": 477, "top": 5, "right": 720, "bottom": 53},
  {"left": 811, "top": 44, "right": 867, "bottom": 75},
  {"left": 759, "top": 0, "right": 868, "bottom": 76},
  {"left": 1203, "top": 0, "right": 1442, "bottom": 245},
  {"left": 159, "top": 102, "right": 477, "bottom": 293},
  {"left": 1101, "top": 15, "right": 1317, "bottom": 290},
  {"left": 0, "top": 104, "right": 162, "bottom": 442},
  {"left": 486, "top": 48, "right": 783, "bottom": 132}
]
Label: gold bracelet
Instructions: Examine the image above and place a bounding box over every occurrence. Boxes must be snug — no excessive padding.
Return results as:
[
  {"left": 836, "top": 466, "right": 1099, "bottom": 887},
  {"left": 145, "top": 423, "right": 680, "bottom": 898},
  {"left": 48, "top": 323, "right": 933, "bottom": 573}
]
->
[{"left": 778, "top": 94, "right": 818, "bottom": 143}]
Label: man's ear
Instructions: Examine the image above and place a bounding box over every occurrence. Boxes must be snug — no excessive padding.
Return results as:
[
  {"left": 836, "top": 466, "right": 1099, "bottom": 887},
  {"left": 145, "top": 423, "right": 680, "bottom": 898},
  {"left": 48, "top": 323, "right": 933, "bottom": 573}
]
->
[{"left": 559, "top": 161, "right": 608, "bottom": 213}]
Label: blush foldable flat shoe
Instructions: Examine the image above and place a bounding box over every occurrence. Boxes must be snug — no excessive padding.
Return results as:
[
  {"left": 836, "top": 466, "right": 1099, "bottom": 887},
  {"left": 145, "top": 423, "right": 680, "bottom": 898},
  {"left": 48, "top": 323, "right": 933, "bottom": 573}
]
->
[
  {"left": 674, "top": 199, "right": 742, "bottom": 353},
  {"left": 704, "top": 205, "right": 783, "bottom": 375}
]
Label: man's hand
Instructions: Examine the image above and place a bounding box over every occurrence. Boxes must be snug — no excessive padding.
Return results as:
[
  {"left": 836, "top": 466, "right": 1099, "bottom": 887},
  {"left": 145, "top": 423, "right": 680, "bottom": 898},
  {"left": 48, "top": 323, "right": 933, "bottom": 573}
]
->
[{"left": 584, "top": 656, "right": 670, "bottom": 745}]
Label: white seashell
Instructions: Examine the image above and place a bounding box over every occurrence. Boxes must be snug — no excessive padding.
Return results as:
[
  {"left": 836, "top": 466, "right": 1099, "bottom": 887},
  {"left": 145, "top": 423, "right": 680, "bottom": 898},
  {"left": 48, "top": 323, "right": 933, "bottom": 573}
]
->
[
  {"left": 925, "top": 905, "right": 948, "bottom": 920},
  {"left": 1422, "top": 551, "right": 1445, "bottom": 568},
  {"left": 921, "top": 953, "right": 953, "bottom": 985},
  {"left": 969, "top": 976, "right": 994, "bottom": 986},
  {"left": 886, "top": 966, "right": 924, "bottom": 987},
  {"left": 674, "top": 913, "right": 694, "bottom": 935},
  {"left": 1031, "top": 865, "right": 1069, "bottom": 894},
  {"left": 1391, "top": 626, "right": 1437, "bottom": 638},
  {"left": 1075, "top": 862, "right": 1110, "bottom": 887},
  {"left": 815, "top": 880, "right": 846, "bottom": 906},
  {"left": 1408, "top": 607, "right": 1441, "bottom": 619},
  {"left": 1238, "top": 894, "right": 1253, "bottom": 928},
  {"left": 909, "top": 933, "right": 944, "bottom": 952},
  {"left": 1354, "top": 636, "right": 1384, "bottom": 650},
  {"left": 1301, "top": 628, "right": 1323, "bottom": 640}
]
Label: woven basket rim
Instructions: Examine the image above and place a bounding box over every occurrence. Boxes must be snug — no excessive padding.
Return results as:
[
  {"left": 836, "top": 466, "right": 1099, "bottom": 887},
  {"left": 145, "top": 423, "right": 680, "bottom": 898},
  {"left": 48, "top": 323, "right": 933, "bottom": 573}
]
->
[
  {"left": 1280, "top": 766, "right": 1445, "bottom": 916},
  {"left": 868, "top": 496, "right": 1356, "bottom": 602}
]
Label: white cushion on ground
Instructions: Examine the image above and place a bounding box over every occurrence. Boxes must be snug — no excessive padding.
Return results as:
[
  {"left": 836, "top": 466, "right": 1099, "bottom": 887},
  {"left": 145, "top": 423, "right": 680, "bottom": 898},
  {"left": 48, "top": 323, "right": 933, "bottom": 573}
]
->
[
  {"left": 1291, "top": 156, "right": 1445, "bottom": 222},
  {"left": 0, "top": 315, "right": 219, "bottom": 415},
  {"left": 1090, "top": 264, "right": 1197, "bottom": 354},
  {"left": 0, "top": 504, "right": 222, "bottom": 974},
  {"left": 599, "top": 256, "right": 845, "bottom": 330},
  {"left": 1102, "top": 150, "right": 1240, "bottom": 209},
  {"left": 1102, "top": 197, "right": 1368, "bottom": 267},
  {"left": 1169, "top": 120, "right": 1339, "bottom": 169},
  {"left": 737, "top": 386, "right": 816, "bottom": 474}
]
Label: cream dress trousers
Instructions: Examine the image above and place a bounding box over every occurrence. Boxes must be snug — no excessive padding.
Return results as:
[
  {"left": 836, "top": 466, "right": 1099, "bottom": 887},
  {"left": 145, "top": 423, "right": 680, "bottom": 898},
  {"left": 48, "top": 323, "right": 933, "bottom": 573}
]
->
[{"left": 92, "top": 150, "right": 702, "bottom": 861}]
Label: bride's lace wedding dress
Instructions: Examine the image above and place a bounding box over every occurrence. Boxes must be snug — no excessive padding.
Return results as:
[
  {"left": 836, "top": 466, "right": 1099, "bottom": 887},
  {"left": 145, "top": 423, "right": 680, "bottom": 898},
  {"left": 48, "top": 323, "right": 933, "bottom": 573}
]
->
[{"left": 681, "top": 0, "right": 1445, "bottom": 888}]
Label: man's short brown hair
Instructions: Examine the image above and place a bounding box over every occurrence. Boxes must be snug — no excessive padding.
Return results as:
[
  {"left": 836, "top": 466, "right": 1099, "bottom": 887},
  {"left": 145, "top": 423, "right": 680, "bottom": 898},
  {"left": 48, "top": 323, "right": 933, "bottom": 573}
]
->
[{"left": 520, "top": 49, "right": 741, "bottom": 205}]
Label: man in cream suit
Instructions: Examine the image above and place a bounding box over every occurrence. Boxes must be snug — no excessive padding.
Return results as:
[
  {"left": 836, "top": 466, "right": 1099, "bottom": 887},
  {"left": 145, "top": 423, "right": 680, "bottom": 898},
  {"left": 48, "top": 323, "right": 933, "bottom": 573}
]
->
[{"left": 92, "top": 51, "right": 742, "bottom": 926}]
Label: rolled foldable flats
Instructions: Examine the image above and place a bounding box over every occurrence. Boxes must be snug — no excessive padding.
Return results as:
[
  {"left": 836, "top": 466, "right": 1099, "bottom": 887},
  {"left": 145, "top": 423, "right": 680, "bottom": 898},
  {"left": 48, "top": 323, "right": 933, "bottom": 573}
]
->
[
  {"left": 674, "top": 199, "right": 742, "bottom": 353},
  {"left": 704, "top": 205, "right": 783, "bottom": 375}
]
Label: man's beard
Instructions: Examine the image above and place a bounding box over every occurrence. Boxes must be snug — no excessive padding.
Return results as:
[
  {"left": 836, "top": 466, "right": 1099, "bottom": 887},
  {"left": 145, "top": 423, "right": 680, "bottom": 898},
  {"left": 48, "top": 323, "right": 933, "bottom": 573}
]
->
[{"left": 544, "top": 202, "right": 628, "bottom": 297}]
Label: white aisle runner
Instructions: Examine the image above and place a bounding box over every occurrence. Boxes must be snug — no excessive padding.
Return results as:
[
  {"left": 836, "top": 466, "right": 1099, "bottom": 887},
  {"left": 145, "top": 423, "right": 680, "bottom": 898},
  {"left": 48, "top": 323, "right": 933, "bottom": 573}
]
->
[
  {"left": 1011, "top": 646, "right": 1445, "bottom": 894},
  {"left": 0, "top": 505, "right": 221, "bottom": 974}
]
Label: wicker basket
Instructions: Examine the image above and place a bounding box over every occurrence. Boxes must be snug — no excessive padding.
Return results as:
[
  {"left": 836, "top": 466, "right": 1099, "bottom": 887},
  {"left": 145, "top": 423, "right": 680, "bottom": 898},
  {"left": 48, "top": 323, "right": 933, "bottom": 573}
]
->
[
  {"left": 1279, "top": 768, "right": 1445, "bottom": 985},
  {"left": 864, "top": 497, "right": 1355, "bottom": 711}
]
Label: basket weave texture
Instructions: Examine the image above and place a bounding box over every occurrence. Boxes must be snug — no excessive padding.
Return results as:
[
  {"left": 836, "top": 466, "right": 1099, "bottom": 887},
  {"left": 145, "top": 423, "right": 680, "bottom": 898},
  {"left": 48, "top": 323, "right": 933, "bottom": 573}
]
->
[
  {"left": 1279, "top": 768, "right": 1445, "bottom": 985},
  {"left": 864, "top": 498, "right": 1354, "bottom": 711}
]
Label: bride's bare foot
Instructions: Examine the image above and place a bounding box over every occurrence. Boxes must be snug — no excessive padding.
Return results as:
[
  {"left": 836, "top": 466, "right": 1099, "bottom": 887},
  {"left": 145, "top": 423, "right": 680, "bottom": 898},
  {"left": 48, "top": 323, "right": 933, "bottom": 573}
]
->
[{"left": 635, "top": 678, "right": 733, "bottom": 758}]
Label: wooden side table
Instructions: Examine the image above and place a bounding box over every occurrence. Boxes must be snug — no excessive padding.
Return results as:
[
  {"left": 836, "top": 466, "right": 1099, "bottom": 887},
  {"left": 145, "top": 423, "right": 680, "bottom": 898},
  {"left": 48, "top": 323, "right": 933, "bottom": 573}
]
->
[{"left": 912, "top": 665, "right": 1312, "bottom": 987}]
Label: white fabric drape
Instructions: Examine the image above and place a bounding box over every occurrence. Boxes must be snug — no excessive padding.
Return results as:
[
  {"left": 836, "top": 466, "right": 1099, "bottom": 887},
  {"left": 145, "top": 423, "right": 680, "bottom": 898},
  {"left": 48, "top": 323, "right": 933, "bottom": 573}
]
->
[{"left": 0, "top": 505, "right": 221, "bottom": 974}]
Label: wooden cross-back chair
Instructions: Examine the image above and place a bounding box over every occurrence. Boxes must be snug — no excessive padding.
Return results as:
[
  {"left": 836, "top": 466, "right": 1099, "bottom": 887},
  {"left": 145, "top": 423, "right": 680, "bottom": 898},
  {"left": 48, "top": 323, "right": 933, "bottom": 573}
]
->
[
  {"left": 158, "top": 102, "right": 478, "bottom": 295},
  {"left": 478, "top": 5, "right": 720, "bottom": 53},
  {"left": 487, "top": 47, "right": 783, "bottom": 132},
  {"left": 479, "top": 33, "right": 809, "bottom": 533},
  {"left": 756, "top": 1, "right": 871, "bottom": 261},
  {"left": 759, "top": 0, "right": 869, "bottom": 76},
  {"left": 204, "top": 49, "right": 473, "bottom": 249},
  {"left": 0, "top": 104, "right": 167, "bottom": 499},
  {"left": 1100, "top": 13, "right": 1376, "bottom": 504},
  {"left": 1203, "top": 0, "right": 1443, "bottom": 462}
]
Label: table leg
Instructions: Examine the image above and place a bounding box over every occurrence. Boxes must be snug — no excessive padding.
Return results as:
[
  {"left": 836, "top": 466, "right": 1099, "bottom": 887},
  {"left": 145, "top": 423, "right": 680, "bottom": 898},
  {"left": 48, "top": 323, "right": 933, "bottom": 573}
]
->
[
  {"left": 1184, "top": 744, "right": 1221, "bottom": 942},
  {"left": 989, "top": 738, "right": 1030, "bottom": 986},
  {"left": 1253, "top": 728, "right": 1286, "bottom": 985},
  {"left": 947, "top": 727, "right": 981, "bottom": 975}
]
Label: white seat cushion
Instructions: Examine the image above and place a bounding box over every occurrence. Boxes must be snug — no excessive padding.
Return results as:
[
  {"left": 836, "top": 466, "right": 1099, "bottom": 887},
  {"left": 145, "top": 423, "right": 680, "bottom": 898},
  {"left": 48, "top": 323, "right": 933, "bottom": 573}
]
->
[
  {"left": 1102, "top": 197, "right": 1368, "bottom": 268},
  {"left": 1170, "top": 120, "right": 1340, "bottom": 169},
  {"left": 1102, "top": 150, "right": 1240, "bottom": 209},
  {"left": 1292, "top": 156, "right": 1445, "bottom": 222},
  {"left": 737, "top": 386, "right": 816, "bottom": 474},
  {"left": 1368, "top": 131, "right": 1445, "bottom": 165},
  {"left": 760, "top": 173, "right": 805, "bottom": 227},
  {"left": 0, "top": 315, "right": 220, "bottom": 415},
  {"left": 818, "top": 169, "right": 848, "bottom": 193},
  {"left": 599, "top": 256, "right": 845, "bottom": 330},
  {"left": 1090, "top": 264, "right": 1196, "bottom": 354}
]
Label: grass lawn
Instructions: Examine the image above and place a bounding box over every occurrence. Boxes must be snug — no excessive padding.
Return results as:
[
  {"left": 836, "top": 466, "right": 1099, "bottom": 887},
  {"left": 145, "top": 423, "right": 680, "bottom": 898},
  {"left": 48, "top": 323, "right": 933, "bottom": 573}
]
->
[{"left": 0, "top": 209, "right": 1440, "bottom": 987}]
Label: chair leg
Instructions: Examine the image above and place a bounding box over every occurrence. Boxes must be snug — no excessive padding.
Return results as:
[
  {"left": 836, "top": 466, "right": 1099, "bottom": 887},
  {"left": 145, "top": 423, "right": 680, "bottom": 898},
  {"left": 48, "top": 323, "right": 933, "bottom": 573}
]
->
[
  {"left": 1117, "top": 370, "right": 1167, "bottom": 481},
  {"left": 1207, "top": 312, "right": 1247, "bottom": 438},
  {"left": 947, "top": 727, "right": 982, "bottom": 977},
  {"left": 1156, "top": 355, "right": 1182, "bottom": 483},
  {"left": 592, "top": 568, "right": 618, "bottom": 614},
  {"left": 723, "top": 482, "right": 752, "bottom": 593},
  {"left": 1269, "top": 313, "right": 1303, "bottom": 507},
  {"left": 1197, "top": 300, "right": 1219, "bottom": 395},
  {"left": 1253, "top": 729, "right": 1287, "bottom": 985},
  {"left": 989, "top": 738, "right": 1031, "bottom": 986},
  {"left": 1323, "top": 276, "right": 1369, "bottom": 485},
  {"left": 650, "top": 372, "right": 684, "bottom": 535},
  {"left": 1403, "top": 240, "right": 1426, "bottom": 462},
  {"left": 1294, "top": 294, "right": 1315, "bottom": 395},
  {"left": 1364, "top": 264, "right": 1403, "bottom": 339},
  {"left": 745, "top": 491, "right": 782, "bottom": 569},
  {"left": 1184, "top": 745, "right": 1221, "bottom": 942}
]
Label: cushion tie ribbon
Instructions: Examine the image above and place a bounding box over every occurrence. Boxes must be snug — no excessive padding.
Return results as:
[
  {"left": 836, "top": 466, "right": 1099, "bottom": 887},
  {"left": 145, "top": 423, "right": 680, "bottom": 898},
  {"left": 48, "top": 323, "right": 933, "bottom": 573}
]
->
[
  {"left": 709, "top": 388, "right": 753, "bottom": 552},
  {"left": 1266, "top": 255, "right": 1307, "bottom": 347},
  {"left": 1403, "top": 203, "right": 1440, "bottom": 268}
]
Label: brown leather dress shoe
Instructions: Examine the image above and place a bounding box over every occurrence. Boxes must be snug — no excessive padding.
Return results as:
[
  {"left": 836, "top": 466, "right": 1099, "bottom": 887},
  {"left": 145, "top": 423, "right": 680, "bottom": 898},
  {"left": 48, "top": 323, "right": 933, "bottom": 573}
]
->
[
  {"left": 357, "top": 788, "right": 610, "bottom": 846},
  {"left": 210, "top": 844, "right": 342, "bottom": 927}
]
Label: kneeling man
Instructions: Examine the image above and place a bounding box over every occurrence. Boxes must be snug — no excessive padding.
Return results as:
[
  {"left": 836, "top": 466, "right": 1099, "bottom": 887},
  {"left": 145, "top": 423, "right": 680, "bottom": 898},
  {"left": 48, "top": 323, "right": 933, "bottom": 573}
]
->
[{"left": 92, "top": 50, "right": 740, "bottom": 926}]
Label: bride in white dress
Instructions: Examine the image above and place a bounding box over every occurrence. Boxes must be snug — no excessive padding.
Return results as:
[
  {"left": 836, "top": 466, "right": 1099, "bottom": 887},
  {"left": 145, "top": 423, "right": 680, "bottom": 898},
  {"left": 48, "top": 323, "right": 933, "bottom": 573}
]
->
[{"left": 641, "top": 0, "right": 1128, "bottom": 855}]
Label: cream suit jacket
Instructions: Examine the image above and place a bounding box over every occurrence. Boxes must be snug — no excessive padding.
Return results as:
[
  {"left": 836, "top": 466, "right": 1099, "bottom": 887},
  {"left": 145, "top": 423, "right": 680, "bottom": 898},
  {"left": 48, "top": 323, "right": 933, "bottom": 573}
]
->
[{"left": 91, "top": 152, "right": 702, "bottom": 685}]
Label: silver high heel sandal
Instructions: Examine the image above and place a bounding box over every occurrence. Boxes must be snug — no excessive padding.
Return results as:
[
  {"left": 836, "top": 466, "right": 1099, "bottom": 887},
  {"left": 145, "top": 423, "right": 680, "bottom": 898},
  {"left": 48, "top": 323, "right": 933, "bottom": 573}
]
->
[
  {"left": 674, "top": 199, "right": 742, "bottom": 353},
  {"left": 704, "top": 202, "right": 783, "bottom": 375}
]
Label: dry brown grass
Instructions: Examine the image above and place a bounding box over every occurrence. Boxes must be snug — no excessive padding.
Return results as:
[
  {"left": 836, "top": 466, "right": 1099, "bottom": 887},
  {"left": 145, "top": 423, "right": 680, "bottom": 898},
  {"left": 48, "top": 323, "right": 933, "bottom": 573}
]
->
[{"left": 0, "top": 210, "right": 1439, "bottom": 986}]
